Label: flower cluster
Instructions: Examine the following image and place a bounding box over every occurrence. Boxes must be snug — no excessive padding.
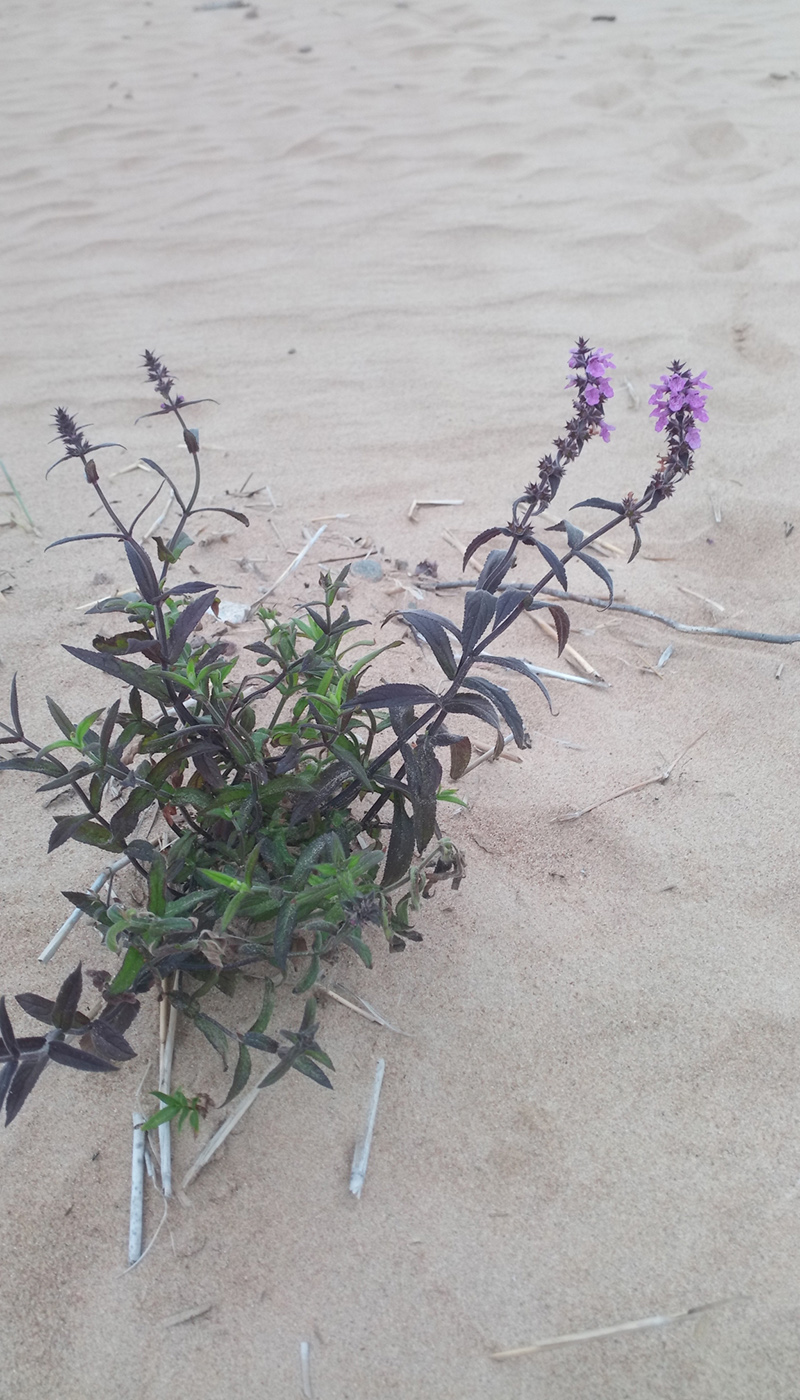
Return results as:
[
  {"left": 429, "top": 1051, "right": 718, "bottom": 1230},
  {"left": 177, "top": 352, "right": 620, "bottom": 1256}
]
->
[
  {"left": 645, "top": 362, "right": 712, "bottom": 508},
  {"left": 518, "top": 339, "right": 615, "bottom": 515},
  {"left": 51, "top": 407, "right": 91, "bottom": 461},
  {"left": 649, "top": 364, "right": 711, "bottom": 450}
]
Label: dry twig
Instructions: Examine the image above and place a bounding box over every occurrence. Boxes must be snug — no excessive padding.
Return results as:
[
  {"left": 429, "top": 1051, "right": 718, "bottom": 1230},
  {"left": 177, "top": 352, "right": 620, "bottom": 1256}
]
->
[
  {"left": 556, "top": 731, "right": 707, "bottom": 823},
  {"left": 490, "top": 1297, "right": 739, "bottom": 1360}
]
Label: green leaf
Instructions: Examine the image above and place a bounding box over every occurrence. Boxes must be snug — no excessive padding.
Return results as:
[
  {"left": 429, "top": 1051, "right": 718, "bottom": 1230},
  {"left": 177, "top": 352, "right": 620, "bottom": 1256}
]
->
[
  {"left": 292, "top": 1054, "right": 333, "bottom": 1090},
  {"left": 293, "top": 954, "right": 320, "bottom": 995},
  {"left": 249, "top": 978, "right": 275, "bottom": 1035},
  {"left": 148, "top": 855, "right": 167, "bottom": 917},
  {"left": 222, "top": 1043, "right": 252, "bottom": 1105},
  {"left": 107, "top": 947, "right": 146, "bottom": 995},
  {"left": 46, "top": 696, "right": 74, "bottom": 739},
  {"left": 192, "top": 1012, "right": 230, "bottom": 1070},
  {"left": 272, "top": 900, "right": 297, "bottom": 974}
]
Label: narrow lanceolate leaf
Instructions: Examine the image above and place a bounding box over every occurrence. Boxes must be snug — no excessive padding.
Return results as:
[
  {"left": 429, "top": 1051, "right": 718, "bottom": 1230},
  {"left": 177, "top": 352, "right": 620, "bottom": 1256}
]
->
[
  {"left": 293, "top": 954, "right": 321, "bottom": 996},
  {"left": 477, "top": 653, "right": 554, "bottom": 714},
  {"left": 111, "top": 788, "right": 157, "bottom": 841},
  {"left": 492, "top": 589, "right": 533, "bottom": 632},
  {"left": 628, "top": 523, "right": 642, "bottom": 563},
  {"left": 5, "top": 1050, "right": 49, "bottom": 1124},
  {"left": 0, "top": 998, "right": 19, "bottom": 1059},
  {"left": 107, "top": 948, "right": 147, "bottom": 996},
  {"left": 49, "top": 816, "right": 124, "bottom": 854},
  {"left": 0, "top": 755, "right": 66, "bottom": 778},
  {"left": 347, "top": 682, "right": 439, "bottom": 711},
  {"left": 463, "top": 678, "right": 529, "bottom": 749},
  {"left": 47, "top": 1041, "right": 119, "bottom": 1073},
  {"left": 0, "top": 1060, "right": 15, "bottom": 1118},
  {"left": 124, "top": 540, "right": 160, "bottom": 604},
  {"left": 533, "top": 537, "right": 569, "bottom": 591},
  {"left": 222, "top": 1043, "right": 252, "bottom": 1106},
  {"left": 272, "top": 901, "right": 298, "bottom": 974},
  {"left": 87, "top": 1018, "right": 137, "bottom": 1062},
  {"left": 62, "top": 647, "right": 173, "bottom": 703},
  {"left": 166, "top": 588, "right": 218, "bottom": 663},
  {"left": 393, "top": 611, "right": 458, "bottom": 679},
  {"left": 292, "top": 1054, "right": 333, "bottom": 1090},
  {"left": 571, "top": 497, "right": 625, "bottom": 514},
  {"left": 575, "top": 550, "right": 614, "bottom": 603},
  {"left": 46, "top": 696, "right": 74, "bottom": 739},
  {"left": 546, "top": 519, "right": 585, "bottom": 552},
  {"left": 547, "top": 604, "right": 570, "bottom": 656},
  {"left": 9, "top": 674, "right": 21, "bottom": 736},
  {"left": 14, "top": 994, "right": 56, "bottom": 1026},
  {"left": 461, "top": 589, "right": 498, "bottom": 657},
  {"left": 190, "top": 1012, "right": 230, "bottom": 1070},
  {"left": 51, "top": 963, "right": 83, "bottom": 1030},
  {"left": 477, "top": 548, "right": 515, "bottom": 594},
  {"left": 445, "top": 694, "right": 501, "bottom": 750},
  {"left": 462, "top": 526, "right": 507, "bottom": 571},
  {"left": 382, "top": 796, "right": 416, "bottom": 887}
]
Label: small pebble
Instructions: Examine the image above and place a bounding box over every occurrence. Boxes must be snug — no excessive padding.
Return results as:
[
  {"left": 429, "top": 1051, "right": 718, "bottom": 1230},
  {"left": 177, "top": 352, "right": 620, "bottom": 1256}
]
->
[{"left": 350, "top": 557, "right": 383, "bottom": 582}]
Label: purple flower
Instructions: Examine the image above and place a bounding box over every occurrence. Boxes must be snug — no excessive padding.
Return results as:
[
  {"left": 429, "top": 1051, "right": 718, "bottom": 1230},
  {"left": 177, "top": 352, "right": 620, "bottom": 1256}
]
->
[
  {"left": 644, "top": 360, "right": 711, "bottom": 508},
  {"left": 599, "top": 421, "right": 615, "bottom": 443}
]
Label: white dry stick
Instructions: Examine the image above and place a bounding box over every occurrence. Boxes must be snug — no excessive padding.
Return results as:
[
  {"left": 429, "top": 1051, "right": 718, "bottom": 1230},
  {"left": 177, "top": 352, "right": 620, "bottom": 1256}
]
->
[
  {"left": 530, "top": 612, "right": 603, "bottom": 679},
  {"left": 39, "top": 854, "right": 131, "bottom": 962},
  {"left": 349, "top": 1058, "right": 385, "bottom": 1199},
  {"left": 158, "top": 979, "right": 179, "bottom": 1197},
  {"left": 677, "top": 584, "right": 725, "bottom": 616},
  {"left": 246, "top": 524, "right": 327, "bottom": 618},
  {"left": 182, "top": 1083, "right": 262, "bottom": 1190},
  {"left": 709, "top": 491, "right": 722, "bottom": 525},
  {"left": 490, "top": 1298, "right": 739, "bottom": 1360},
  {"left": 407, "top": 498, "right": 463, "bottom": 522},
  {"left": 129, "top": 1112, "right": 146, "bottom": 1265},
  {"left": 300, "top": 1341, "right": 313, "bottom": 1399},
  {"left": 656, "top": 644, "right": 674, "bottom": 670},
  {"left": 523, "top": 662, "right": 607, "bottom": 688},
  {"left": 141, "top": 486, "right": 175, "bottom": 544}
]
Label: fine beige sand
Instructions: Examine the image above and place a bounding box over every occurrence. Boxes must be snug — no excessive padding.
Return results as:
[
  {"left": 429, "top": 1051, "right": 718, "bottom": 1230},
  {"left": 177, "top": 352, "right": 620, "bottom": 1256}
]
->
[{"left": 2, "top": 1, "right": 800, "bottom": 1395}]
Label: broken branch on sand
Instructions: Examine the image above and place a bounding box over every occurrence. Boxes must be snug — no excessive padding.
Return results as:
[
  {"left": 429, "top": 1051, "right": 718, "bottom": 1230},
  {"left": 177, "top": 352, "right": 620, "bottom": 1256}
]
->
[{"left": 429, "top": 580, "right": 800, "bottom": 645}]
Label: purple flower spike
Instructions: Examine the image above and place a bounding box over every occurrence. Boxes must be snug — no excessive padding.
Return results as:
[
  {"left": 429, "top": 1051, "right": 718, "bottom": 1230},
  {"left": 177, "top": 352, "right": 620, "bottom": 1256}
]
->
[{"left": 645, "top": 360, "right": 711, "bottom": 508}]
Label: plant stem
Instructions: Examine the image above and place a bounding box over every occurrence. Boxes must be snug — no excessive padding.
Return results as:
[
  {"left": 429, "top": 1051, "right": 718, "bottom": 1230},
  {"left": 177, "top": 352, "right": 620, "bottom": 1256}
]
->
[{"left": 129, "top": 1111, "right": 146, "bottom": 1264}]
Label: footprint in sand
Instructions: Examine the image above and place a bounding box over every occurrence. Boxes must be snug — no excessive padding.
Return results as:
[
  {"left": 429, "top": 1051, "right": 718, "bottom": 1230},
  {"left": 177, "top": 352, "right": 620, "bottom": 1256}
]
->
[
  {"left": 687, "top": 119, "right": 747, "bottom": 159},
  {"left": 649, "top": 200, "right": 749, "bottom": 254}
]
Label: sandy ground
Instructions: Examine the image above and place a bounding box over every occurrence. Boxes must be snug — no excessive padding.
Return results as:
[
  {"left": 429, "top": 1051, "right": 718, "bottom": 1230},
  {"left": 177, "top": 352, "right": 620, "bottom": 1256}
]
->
[{"left": 2, "top": 0, "right": 800, "bottom": 1395}]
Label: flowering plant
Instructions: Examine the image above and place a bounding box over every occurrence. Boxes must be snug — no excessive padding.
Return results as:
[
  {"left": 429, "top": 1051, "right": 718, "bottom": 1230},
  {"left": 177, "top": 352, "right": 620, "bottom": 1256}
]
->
[{"left": 0, "top": 341, "right": 705, "bottom": 1201}]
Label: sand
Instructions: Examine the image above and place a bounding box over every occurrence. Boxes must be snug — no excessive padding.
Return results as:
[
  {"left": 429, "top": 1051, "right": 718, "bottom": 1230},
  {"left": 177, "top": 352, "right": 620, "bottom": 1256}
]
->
[{"left": 2, "top": 0, "right": 800, "bottom": 1394}]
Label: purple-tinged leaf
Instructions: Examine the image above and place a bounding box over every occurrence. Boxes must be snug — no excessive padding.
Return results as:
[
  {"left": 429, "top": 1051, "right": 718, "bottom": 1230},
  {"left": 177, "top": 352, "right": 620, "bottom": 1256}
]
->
[
  {"left": 404, "top": 738, "right": 442, "bottom": 853},
  {"left": 9, "top": 675, "right": 21, "bottom": 737},
  {"left": 124, "top": 541, "right": 160, "bottom": 604},
  {"left": 533, "top": 538, "right": 569, "bottom": 591},
  {"left": 49, "top": 815, "right": 124, "bottom": 854},
  {"left": 382, "top": 796, "right": 415, "bottom": 887},
  {"left": 461, "top": 589, "right": 498, "bottom": 656},
  {"left": 477, "top": 548, "right": 516, "bottom": 593},
  {"left": 5, "top": 1050, "right": 49, "bottom": 1124},
  {"left": 165, "top": 580, "right": 217, "bottom": 596},
  {"left": 0, "top": 998, "right": 19, "bottom": 1059},
  {"left": 575, "top": 550, "right": 614, "bottom": 603},
  {"left": 167, "top": 589, "right": 218, "bottom": 663},
  {"left": 52, "top": 964, "right": 83, "bottom": 1030},
  {"left": 478, "top": 653, "right": 554, "bottom": 712},
  {"left": 14, "top": 994, "right": 56, "bottom": 1026},
  {"left": 45, "top": 532, "right": 124, "bottom": 549},
  {"left": 571, "top": 497, "right": 625, "bottom": 514},
  {"left": 392, "top": 611, "right": 458, "bottom": 679},
  {"left": 222, "top": 1043, "right": 252, "bottom": 1105},
  {"left": 462, "top": 678, "right": 529, "bottom": 749},
  {"left": 493, "top": 589, "right": 533, "bottom": 632},
  {"left": 62, "top": 646, "right": 173, "bottom": 702},
  {"left": 187, "top": 506, "right": 250, "bottom": 527},
  {"left": 47, "top": 1040, "right": 118, "bottom": 1073},
  {"left": 348, "top": 682, "right": 439, "bottom": 711},
  {"left": 548, "top": 605, "right": 570, "bottom": 656},
  {"left": 46, "top": 696, "right": 74, "bottom": 738},
  {"left": 462, "top": 526, "right": 507, "bottom": 571},
  {"left": 444, "top": 692, "right": 503, "bottom": 743},
  {"left": 628, "top": 524, "right": 642, "bottom": 563},
  {"left": 0, "top": 755, "right": 66, "bottom": 778},
  {"left": 546, "top": 519, "right": 585, "bottom": 552},
  {"left": 86, "top": 1019, "right": 137, "bottom": 1062},
  {"left": 0, "top": 1060, "right": 14, "bottom": 1118},
  {"left": 92, "top": 631, "right": 160, "bottom": 658}
]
